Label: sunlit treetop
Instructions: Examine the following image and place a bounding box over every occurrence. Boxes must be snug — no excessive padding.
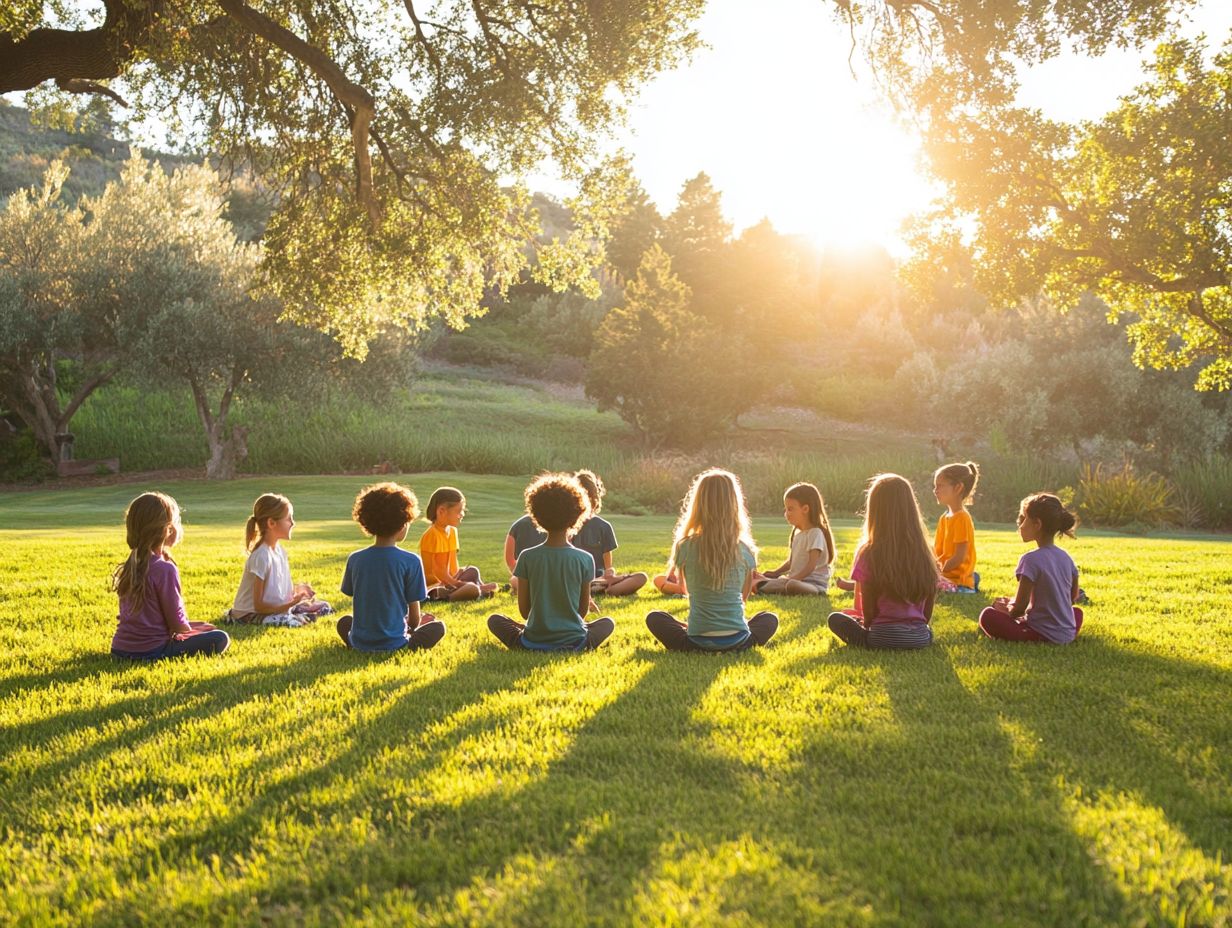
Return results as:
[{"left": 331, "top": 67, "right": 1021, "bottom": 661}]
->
[
  {"left": 907, "top": 37, "right": 1232, "bottom": 389},
  {"left": 831, "top": 0, "right": 1198, "bottom": 110},
  {"left": 0, "top": 0, "right": 703, "bottom": 354}
]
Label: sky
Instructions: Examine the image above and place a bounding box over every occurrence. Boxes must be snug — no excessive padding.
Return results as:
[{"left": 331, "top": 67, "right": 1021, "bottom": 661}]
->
[{"left": 525, "top": 0, "right": 1232, "bottom": 254}]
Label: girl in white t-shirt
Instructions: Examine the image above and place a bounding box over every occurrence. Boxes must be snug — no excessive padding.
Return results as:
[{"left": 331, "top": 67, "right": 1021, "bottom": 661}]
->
[
  {"left": 228, "top": 493, "right": 333, "bottom": 627},
  {"left": 752, "top": 482, "right": 835, "bottom": 596}
]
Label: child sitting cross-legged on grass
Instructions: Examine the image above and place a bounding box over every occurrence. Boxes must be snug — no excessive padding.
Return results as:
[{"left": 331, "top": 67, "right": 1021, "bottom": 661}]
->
[
  {"left": 336, "top": 482, "right": 445, "bottom": 653},
  {"left": 979, "top": 493, "right": 1084, "bottom": 644},
  {"left": 111, "top": 492, "right": 231, "bottom": 661},
  {"left": 227, "top": 493, "right": 333, "bottom": 627},
  {"left": 572, "top": 470, "right": 648, "bottom": 597},
  {"left": 487, "top": 473, "right": 615, "bottom": 652},
  {"left": 933, "top": 461, "right": 981, "bottom": 593},
  {"left": 751, "top": 481, "right": 836, "bottom": 596},
  {"left": 828, "top": 474, "right": 938, "bottom": 650},
  {"left": 645, "top": 468, "right": 778, "bottom": 653},
  {"left": 420, "top": 486, "right": 498, "bottom": 602}
]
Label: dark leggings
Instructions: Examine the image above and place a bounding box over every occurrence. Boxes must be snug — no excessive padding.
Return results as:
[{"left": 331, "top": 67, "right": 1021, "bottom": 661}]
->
[
  {"left": 487, "top": 614, "right": 615, "bottom": 651},
  {"left": 112, "top": 628, "right": 231, "bottom": 661},
  {"left": 827, "top": 613, "right": 932, "bottom": 649},
  {"left": 335, "top": 615, "right": 446, "bottom": 650},
  {"left": 979, "top": 606, "right": 1083, "bottom": 642},
  {"left": 645, "top": 610, "right": 778, "bottom": 652}
]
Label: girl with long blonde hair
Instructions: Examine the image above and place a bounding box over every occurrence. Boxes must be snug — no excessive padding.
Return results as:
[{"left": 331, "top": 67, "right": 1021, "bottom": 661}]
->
[
  {"left": 828, "top": 474, "right": 938, "bottom": 650},
  {"left": 110, "top": 492, "right": 230, "bottom": 660},
  {"left": 228, "top": 493, "right": 332, "bottom": 627},
  {"left": 645, "top": 469, "right": 778, "bottom": 652}
]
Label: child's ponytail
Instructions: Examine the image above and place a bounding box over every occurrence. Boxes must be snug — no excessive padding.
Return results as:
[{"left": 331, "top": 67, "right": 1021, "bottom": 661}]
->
[
  {"left": 935, "top": 461, "right": 981, "bottom": 502},
  {"left": 112, "top": 492, "right": 179, "bottom": 611}
]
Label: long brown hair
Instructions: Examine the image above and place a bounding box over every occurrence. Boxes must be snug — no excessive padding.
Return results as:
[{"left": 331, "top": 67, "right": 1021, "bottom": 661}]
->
[
  {"left": 245, "top": 493, "right": 290, "bottom": 552},
  {"left": 858, "top": 474, "right": 938, "bottom": 603},
  {"left": 112, "top": 492, "right": 179, "bottom": 611},
  {"left": 668, "top": 469, "right": 757, "bottom": 590},
  {"left": 784, "top": 482, "right": 835, "bottom": 565}
]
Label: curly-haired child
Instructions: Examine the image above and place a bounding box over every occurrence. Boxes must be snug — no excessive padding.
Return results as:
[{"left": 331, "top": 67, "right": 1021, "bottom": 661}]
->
[
  {"left": 337, "top": 482, "right": 446, "bottom": 652},
  {"left": 487, "top": 473, "right": 616, "bottom": 651}
]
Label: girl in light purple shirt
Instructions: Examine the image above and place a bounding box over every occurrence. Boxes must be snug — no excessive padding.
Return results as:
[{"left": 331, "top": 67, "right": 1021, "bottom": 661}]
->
[
  {"left": 111, "top": 492, "right": 230, "bottom": 660},
  {"left": 979, "top": 493, "right": 1084, "bottom": 644}
]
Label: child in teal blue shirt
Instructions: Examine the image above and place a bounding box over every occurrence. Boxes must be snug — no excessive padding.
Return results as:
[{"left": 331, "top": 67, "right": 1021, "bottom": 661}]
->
[
  {"left": 646, "top": 468, "right": 778, "bottom": 652},
  {"left": 488, "top": 473, "right": 615, "bottom": 652}
]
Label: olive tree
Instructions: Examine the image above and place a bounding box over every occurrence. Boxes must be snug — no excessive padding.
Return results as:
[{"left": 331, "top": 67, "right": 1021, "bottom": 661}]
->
[
  {"left": 2, "top": 1, "right": 704, "bottom": 353},
  {"left": 0, "top": 156, "right": 217, "bottom": 460}
]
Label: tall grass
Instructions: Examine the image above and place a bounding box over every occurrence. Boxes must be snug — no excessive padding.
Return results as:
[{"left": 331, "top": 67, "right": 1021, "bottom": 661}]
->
[{"left": 47, "top": 372, "right": 1232, "bottom": 529}]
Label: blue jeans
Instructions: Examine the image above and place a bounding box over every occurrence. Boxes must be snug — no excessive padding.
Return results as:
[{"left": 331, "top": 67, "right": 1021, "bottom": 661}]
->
[{"left": 112, "top": 629, "right": 231, "bottom": 661}]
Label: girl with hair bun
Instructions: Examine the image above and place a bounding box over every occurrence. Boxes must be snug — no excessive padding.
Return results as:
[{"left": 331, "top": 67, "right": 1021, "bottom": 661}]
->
[
  {"left": 228, "top": 493, "right": 332, "bottom": 627},
  {"left": 933, "top": 460, "right": 981, "bottom": 593},
  {"left": 979, "top": 493, "right": 1084, "bottom": 643}
]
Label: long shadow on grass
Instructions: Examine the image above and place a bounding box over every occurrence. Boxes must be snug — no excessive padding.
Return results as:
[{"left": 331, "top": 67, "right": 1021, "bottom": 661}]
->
[
  {"left": 968, "top": 637, "right": 1231, "bottom": 862},
  {"left": 130, "top": 646, "right": 744, "bottom": 925},
  {"left": 80, "top": 646, "right": 547, "bottom": 924},
  {"left": 774, "top": 642, "right": 1142, "bottom": 925},
  {"left": 0, "top": 644, "right": 364, "bottom": 809}
]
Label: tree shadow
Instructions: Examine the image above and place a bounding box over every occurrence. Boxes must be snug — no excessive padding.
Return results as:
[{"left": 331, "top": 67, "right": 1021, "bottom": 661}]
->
[
  {"left": 154, "top": 641, "right": 1151, "bottom": 924},
  {"left": 963, "top": 637, "right": 1231, "bottom": 862}
]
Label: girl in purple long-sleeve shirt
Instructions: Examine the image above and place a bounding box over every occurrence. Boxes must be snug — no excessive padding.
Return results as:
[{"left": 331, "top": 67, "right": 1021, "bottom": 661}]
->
[{"left": 110, "top": 492, "right": 230, "bottom": 660}]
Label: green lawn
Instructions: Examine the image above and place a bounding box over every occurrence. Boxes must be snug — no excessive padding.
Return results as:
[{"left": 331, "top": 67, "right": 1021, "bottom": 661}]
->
[{"left": 1, "top": 474, "right": 1229, "bottom": 927}]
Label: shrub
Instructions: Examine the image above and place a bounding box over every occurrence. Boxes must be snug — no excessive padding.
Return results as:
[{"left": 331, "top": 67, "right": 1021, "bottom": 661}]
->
[{"left": 1076, "top": 461, "right": 1179, "bottom": 528}]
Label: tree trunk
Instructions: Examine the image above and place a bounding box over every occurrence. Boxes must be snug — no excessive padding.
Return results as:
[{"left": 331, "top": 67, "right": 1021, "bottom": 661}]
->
[{"left": 204, "top": 422, "right": 248, "bottom": 480}]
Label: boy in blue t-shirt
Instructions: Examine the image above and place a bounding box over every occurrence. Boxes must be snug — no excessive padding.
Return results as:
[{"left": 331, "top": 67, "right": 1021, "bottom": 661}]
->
[
  {"left": 488, "top": 473, "right": 615, "bottom": 652},
  {"left": 337, "top": 482, "right": 446, "bottom": 652}
]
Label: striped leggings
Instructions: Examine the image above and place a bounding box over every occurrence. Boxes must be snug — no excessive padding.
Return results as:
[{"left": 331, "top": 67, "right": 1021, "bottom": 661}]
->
[{"left": 828, "top": 613, "right": 933, "bottom": 649}]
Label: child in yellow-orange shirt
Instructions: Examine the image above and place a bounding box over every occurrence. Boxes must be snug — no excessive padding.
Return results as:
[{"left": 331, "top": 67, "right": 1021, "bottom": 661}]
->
[
  {"left": 932, "top": 461, "right": 980, "bottom": 593},
  {"left": 419, "top": 487, "right": 497, "bottom": 602}
]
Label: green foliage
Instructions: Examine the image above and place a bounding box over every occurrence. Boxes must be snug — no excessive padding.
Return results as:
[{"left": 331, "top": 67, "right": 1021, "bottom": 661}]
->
[
  {"left": 4, "top": 1, "right": 706, "bottom": 352},
  {"left": 586, "top": 245, "right": 751, "bottom": 447},
  {"left": 886, "top": 297, "right": 1232, "bottom": 467},
  {"left": 2, "top": 476, "right": 1231, "bottom": 925},
  {"left": 662, "top": 171, "right": 732, "bottom": 301},
  {"left": 0, "top": 154, "right": 213, "bottom": 459},
  {"left": 1076, "top": 461, "right": 1180, "bottom": 529},
  {"left": 605, "top": 165, "right": 664, "bottom": 282},
  {"left": 918, "top": 36, "right": 1232, "bottom": 390}
]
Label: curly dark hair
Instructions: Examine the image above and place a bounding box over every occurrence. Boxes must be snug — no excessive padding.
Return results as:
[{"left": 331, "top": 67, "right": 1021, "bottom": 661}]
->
[
  {"left": 573, "top": 469, "right": 604, "bottom": 514},
  {"left": 526, "top": 473, "right": 591, "bottom": 533},
  {"left": 352, "top": 482, "right": 419, "bottom": 538}
]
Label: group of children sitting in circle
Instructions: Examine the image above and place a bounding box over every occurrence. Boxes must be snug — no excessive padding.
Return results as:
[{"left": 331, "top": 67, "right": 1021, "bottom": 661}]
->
[{"left": 108, "top": 462, "right": 1085, "bottom": 662}]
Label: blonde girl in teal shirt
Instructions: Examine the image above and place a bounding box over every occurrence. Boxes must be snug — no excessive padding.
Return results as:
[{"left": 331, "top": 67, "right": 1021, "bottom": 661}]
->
[{"left": 645, "top": 468, "right": 778, "bottom": 652}]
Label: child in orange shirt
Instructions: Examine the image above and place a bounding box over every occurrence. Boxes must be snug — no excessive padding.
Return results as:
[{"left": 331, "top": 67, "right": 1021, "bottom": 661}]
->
[
  {"left": 419, "top": 486, "right": 498, "bottom": 602},
  {"left": 932, "top": 461, "right": 980, "bottom": 593}
]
